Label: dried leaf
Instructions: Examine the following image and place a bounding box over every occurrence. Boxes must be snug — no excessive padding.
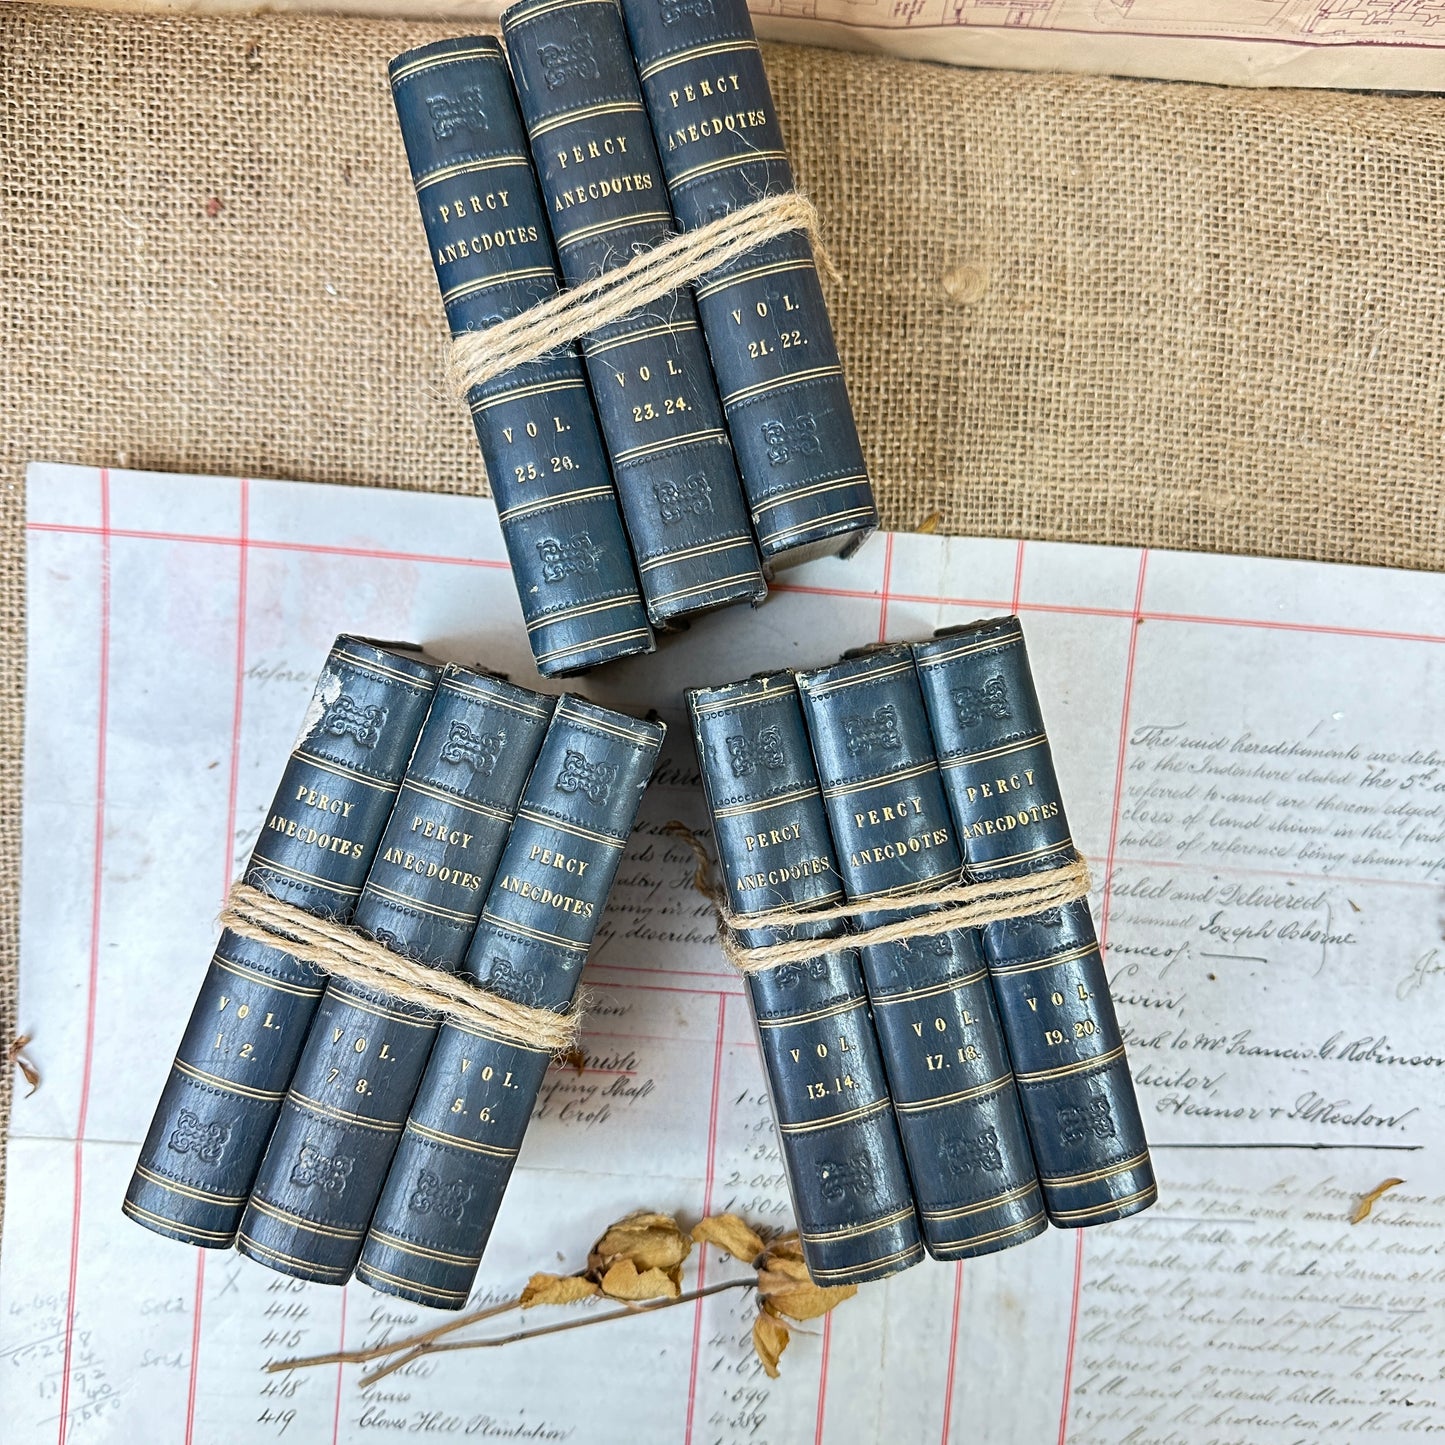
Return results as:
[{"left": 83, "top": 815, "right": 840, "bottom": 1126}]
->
[
  {"left": 7, "top": 1036, "right": 39, "bottom": 1097},
  {"left": 692, "top": 1213, "right": 765, "bottom": 1265},
  {"left": 598, "top": 1259, "right": 679, "bottom": 1301},
  {"left": 766, "top": 1231, "right": 805, "bottom": 1258},
  {"left": 519, "top": 1272, "right": 600, "bottom": 1309},
  {"left": 916, "top": 511, "right": 943, "bottom": 535},
  {"left": 1351, "top": 1178, "right": 1406, "bottom": 1224},
  {"left": 588, "top": 1210, "right": 692, "bottom": 1277},
  {"left": 757, "top": 1235, "right": 858, "bottom": 1321},
  {"left": 561, "top": 1046, "right": 587, "bottom": 1076},
  {"left": 751, "top": 1308, "right": 791, "bottom": 1379}
]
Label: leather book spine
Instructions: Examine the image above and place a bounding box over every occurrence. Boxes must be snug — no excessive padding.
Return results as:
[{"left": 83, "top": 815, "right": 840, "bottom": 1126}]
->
[
  {"left": 389, "top": 38, "right": 653, "bottom": 677},
  {"left": 913, "top": 617, "right": 1158, "bottom": 1227},
  {"left": 356, "top": 695, "right": 664, "bottom": 1308},
  {"left": 502, "top": 0, "right": 768, "bottom": 628},
  {"left": 236, "top": 668, "right": 556, "bottom": 1283},
  {"left": 124, "top": 638, "right": 440, "bottom": 1248},
  {"left": 617, "top": 0, "right": 877, "bottom": 567},
  {"left": 688, "top": 672, "right": 922, "bottom": 1286},
  {"left": 795, "top": 646, "right": 1045, "bottom": 1259}
]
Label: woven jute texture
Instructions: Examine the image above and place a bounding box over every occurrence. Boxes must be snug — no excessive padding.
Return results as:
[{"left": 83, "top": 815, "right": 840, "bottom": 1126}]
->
[{"left": 2, "top": 5, "right": 1443, "bottom": 1226}]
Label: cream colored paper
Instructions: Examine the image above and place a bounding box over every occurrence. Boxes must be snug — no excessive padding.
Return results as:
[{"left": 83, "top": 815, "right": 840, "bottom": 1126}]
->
[
  {"left": 43, "top": 0, "right": 1445, "bottom": 88},
  {"left": 4, "top": 462, "right": 1445, "bottom": 1443}
]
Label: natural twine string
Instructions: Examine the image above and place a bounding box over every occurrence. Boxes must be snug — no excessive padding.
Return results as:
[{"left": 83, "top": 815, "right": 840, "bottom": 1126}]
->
[
  {"left": 664, "top": 823, "right": 1091, "bottom": 975},
  {"left": 446, "top": 192, "right": 840, "bottom": 398},
  {"left": 218, "top": 881, "right": 582, "bottom": 1054}
]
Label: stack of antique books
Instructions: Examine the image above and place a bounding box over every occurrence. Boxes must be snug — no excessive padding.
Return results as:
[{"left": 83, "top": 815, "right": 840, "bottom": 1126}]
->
[
  {"left": 691, "top": 619, "right": 1156, "bottom": 1285},
  {"left": 119, "top": 0, "right": 1157, "bottom": 1318},
  {"left": 125, "top": 637, "right": 666, "bottom": 1310},
  {"left": 125, "top": 620, "right": 1157, "bottom": 1311},
  {"left": 391, "top": 0, "right": 878, "bottom": 677}
]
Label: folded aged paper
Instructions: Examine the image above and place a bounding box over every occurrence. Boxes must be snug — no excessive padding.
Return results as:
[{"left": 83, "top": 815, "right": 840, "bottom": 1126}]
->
[
  {"left": 50, "top": 0, "right": 1445, "bottom": 89},
  {"left": 5, "top": 463, "right": 1445, "bottom": 1443}
]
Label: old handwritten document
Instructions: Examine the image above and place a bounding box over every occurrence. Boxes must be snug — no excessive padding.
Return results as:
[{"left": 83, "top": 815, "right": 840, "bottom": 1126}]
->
[
  {"left": 749, "top": 0, "right": 1445, "bottom": 89},
  {"left": 60, "top": 0, "right": 1444, "bottom": 87},
  {"left": 5, "top": 462, "right": 1445, "bottom": 1443}
]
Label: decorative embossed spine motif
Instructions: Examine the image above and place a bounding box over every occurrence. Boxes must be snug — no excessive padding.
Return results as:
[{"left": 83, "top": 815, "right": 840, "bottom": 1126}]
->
[
  {"left": 914, "top": 616, "right": 1158, "bottom": 1227},
  {"left": 236, "top": 668, "right": 556, "bottom": 1284},
  {"left": 357, "top": 696, "right": 665, "bottom": 1308},
  {"left": 618, "top": 0, "right": 877, "bottom": 567},
  {"left": 796, "top": 646, "right": 1045, "bottom": 1259},
  {"left": 503, "top": 0, "right": 767, "bottom": 628},
  {"left": 123, "top": 638, "right": 440, "bottom": 1248},
  {"left": 688, "top": 672, "right": 923, "bottom": 1286},
  {"left": 389, "top": 38, "right": 653, "bottom": 676}
]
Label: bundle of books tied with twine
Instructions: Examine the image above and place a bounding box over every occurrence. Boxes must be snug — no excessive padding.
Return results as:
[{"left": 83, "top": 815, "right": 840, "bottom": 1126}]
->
[
  {"left": 125, "top": 635, "right": 667, "bottom": 1309},
  {"left": 685, "top": 616, "right": 1156, "bottom": 1286},
  {"left": 391, "top": 0, "right": 880, "bottom": 679}
]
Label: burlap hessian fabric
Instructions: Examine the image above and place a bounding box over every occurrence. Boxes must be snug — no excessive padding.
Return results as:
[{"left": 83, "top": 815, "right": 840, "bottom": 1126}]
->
[{"left": 2, "top": 4, "right": 1443, "bottom": 1227}]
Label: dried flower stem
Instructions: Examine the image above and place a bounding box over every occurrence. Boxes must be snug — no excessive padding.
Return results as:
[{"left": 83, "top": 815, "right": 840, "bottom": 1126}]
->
[
  {"left": 269, "top": 1297, "right": 522, "bottom": 1373},
  {"left": 265, "top": 1210, "right": 855, "bottom": 1392},
  {"left": 358, "top": 1278, "right": 754, "bottom": 1388}
]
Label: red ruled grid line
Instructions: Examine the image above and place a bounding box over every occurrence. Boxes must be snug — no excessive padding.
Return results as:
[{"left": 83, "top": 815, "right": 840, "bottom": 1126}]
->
[
  {"left": 938, "top": 1262, "right": 965, "bottom": 1445},
  {"left": 25, "top": 521, "right": 511, "bottom": 573},
  {"left": 28, "top": 520, "right": 1445, "bottom": 648},
  {"left": 1099, "top": 554, "right": 1151, "bottom": 947},
  {"left": 1056, "top": 1235, "right": 1087, "bottom": 1445},
  {"left": 895, "top": 594, "right": 1137, "bottom": 624},
  {"left": 773, "top": 579, "right": 899, "bottom": 604},
  {"left": 1011, "top": 540, "right": 1026, "bottom": 613},
  {"left": 185, "top": 1253, "right": 206, "bottom": 1439},
  {"left": 1056, "top": 548, "right": 1150, "bottom": 1445},
  {"left": 683, "top": 994, "right": 729, "bottom": 1445},
  {"left": 787, "top": 580, "right": 1445, "bottom": 646},
  {"left": 57, "top": 469, "right": 112, "bottom": 1445},
  {"left": 1141, "top": 607, "right": 1445, "bottom": 648},
  {"left": 184, "top": 478, "right": 252, "bottom": 1442},
  {"left": 813, "top": 1315, "right": 833, "bottom": 1445},
  {"left": 877, "top": 532, "right": 895, "bottom": 640}
]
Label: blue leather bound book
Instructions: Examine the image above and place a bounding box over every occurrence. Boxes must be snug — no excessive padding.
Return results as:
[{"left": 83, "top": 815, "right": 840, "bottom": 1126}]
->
[
  {"left": 913, "top": 618, "right": 1158, "bottom": 1228},
  {"left": 618, "top": 0, "right": 877, "bottom": 567},
  {"left": 502, "top": 0, "right": 767, "bottom": 628},
  {"left": 356, "top": 695, "right": 664, "bottom": 1308},
  {"left": 688, "top": 673, "right": 922, "bottom": 1286},
  {"left": 795, "top": 646, "right": 1046, "bottom": 1259},
  {"left": 390, "top": 38, "right": 653, "bottom": 676},
  {"left": 236, "top": 667, "right": 556, "bottom": 1284},
  {"left": 124, "top": 638, "right": 440, "bottom": 1248}
]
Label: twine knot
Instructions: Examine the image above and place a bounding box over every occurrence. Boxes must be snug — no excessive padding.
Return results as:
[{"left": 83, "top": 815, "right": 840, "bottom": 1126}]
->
[
  {"left": 446, "top": 191, "right": 840, "bottom": 398},
  {"left": 218, "top": 881, "right": 582, "bottom": 1054}
]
